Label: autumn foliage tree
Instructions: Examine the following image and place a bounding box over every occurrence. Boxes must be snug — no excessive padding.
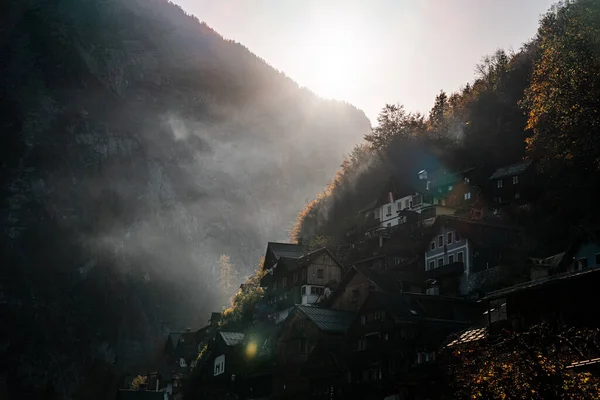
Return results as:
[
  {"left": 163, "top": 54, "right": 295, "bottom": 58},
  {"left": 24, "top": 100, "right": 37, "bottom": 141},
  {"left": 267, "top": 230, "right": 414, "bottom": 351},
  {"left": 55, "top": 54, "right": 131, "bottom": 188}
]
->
[
  {"left": 445, "top": 324, "right": 600, "bottom": 399},
  {"left": 524, "top": 0, "right": 600, "bottom": 171}
]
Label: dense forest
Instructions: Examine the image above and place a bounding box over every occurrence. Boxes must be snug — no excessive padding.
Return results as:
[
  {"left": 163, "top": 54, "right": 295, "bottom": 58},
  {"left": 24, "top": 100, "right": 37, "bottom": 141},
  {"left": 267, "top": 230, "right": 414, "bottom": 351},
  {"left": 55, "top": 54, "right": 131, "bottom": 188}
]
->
[
  {"left": 0, "top": 0, "right": 369, "bottom": 398},
  {"left": 293, "top": 0, "right": 600, "bottom": 256}
]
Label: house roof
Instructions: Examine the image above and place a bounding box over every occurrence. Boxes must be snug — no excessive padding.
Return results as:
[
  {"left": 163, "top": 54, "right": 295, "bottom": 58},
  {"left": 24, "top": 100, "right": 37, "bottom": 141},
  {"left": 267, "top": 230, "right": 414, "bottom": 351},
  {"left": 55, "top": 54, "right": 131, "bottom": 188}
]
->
[
  {"left": 267, "top": 242, "right": 308, "bottom": 259},
  {"left": 358, "top": 199, "right": 379, "bottom": 214},
  {"left": 489, "top": 161, "right": 531, "bottom": 180},
  {"left": 167, "top": 332, "right": 183, "bottom": 348},
  {"left": 481, "top": 267, "right": 600, "bottom": 301},
  {"left": 219, "top": 331, "right": 245, "bottom": 346},
  {"left": 567, "top": 358, "right": 600, "bottom": 371},
  {"left": 558, "top": 227, "right": 600, "bottom": 270},
  {"left": 446, "top": 326, "right": 487, "bottom": 347},
  {"left": 296, "top": 306, "right": 355, "bottom": 333}
]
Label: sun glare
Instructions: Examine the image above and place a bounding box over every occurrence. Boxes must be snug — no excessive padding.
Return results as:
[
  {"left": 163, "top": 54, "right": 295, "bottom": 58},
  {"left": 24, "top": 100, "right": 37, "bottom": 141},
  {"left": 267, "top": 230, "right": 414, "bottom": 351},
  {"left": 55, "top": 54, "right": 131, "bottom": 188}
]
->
[{"left": 299, "top": 19, "right": 372, "bottom": 101}]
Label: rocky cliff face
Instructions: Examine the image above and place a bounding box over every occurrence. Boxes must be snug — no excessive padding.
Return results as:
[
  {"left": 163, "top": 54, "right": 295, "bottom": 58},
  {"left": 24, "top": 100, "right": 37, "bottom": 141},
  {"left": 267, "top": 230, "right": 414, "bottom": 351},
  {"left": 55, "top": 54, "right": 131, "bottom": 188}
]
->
[{"left": 0, "top": 0, "right": 370, "bottom": 398}]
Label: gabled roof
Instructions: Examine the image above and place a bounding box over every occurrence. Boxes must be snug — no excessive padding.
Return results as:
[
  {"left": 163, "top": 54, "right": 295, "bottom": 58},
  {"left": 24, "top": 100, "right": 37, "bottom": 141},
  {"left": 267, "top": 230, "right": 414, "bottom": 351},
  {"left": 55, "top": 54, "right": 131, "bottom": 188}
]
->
[
  {"left": 267, "top": 242, "right": 308, "bottom": 259},
  {"left": 219, "top": 331, "right": 245, "bottom": 346},
  {"left": 358, "top": 199, "right": 379, "bottom": 214},
  {"left": 559, "top": 227, "right": 600, "bottom": 270},
  {"left": 296, "top": 306, "right": 355, "bottom": 333},
  {"left": 297, "top": 247, "right": 344, "bottom": 270},
  {"left": 167, "top": 332, "right": 183, "bottom": 348},
  {"left": 489, "top": 161, "right": 531, "bottom": 180}
]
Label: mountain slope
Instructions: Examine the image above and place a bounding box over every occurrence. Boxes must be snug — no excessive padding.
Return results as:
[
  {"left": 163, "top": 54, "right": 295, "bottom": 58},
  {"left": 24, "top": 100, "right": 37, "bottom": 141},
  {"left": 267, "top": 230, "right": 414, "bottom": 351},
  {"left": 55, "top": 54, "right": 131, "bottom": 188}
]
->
[{"left": 0, "top": 0, "right": 370, "bottom": 397}]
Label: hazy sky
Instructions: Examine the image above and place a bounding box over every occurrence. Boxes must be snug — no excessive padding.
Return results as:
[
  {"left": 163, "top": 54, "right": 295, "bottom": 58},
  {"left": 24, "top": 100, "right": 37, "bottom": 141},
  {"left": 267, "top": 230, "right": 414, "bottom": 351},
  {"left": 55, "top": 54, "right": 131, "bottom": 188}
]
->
[{"left": 173, "top": 0, "right": 556, "bottom": 124}]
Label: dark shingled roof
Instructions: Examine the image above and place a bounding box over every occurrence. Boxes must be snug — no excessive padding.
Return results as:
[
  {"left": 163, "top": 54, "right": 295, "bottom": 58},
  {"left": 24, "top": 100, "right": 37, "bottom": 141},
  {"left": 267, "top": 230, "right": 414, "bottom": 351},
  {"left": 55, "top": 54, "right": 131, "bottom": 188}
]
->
[
  {"left": 296, "top": 306, "right": 355, "bottom": 333},
  {"left": 267, "top": 242, "right": 308, "bottom": 259},
  {"left": 447, "top": 327, "right": 487, "bottom": 347},
  {"left": 219, "top": 331, "right": 245, "bottom": 346},
  {"left": 489, "top": 161, "right": 531, "bottom": 180}
]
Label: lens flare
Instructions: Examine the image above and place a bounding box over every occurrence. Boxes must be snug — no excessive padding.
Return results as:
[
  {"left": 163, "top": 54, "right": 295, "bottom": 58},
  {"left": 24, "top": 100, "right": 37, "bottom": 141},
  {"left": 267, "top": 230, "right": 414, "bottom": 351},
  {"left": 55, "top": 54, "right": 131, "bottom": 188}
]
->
[{"left": 246, "top": 341, "right": 257, "bottom": 358}]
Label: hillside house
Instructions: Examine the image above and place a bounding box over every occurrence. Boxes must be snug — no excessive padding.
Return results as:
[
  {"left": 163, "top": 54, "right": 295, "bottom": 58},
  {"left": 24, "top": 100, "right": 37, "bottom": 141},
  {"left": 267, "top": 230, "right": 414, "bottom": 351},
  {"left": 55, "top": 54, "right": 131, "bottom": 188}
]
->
[
  {"left": 423, "top": 216, "right": 523, "bottom": 296},
  {"left": 328, "top": 263, "right": 426, "bottom": 312},
  {"left": 558, "top": 228, "right": 600, "bottom": 273},
  {"left": 272, "top": 305, "right": 354, "bottom": 399},
  {"left": 260, "top": 244, "right": 343, "bottom": 324},
  {"left": 488, "top": 161, "right": 535, "bottom": 209},
  {"left": 343, "top": 291, "right": 478, "bottom": 400},
  {"left": 482, "top": 267, "right": 600, "bottom": 331}
]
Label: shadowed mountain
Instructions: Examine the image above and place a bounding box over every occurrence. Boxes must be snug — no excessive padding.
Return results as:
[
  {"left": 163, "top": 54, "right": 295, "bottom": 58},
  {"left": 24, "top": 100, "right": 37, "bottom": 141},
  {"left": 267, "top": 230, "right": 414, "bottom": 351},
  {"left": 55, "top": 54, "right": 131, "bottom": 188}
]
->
[{"left": 0, "top": 0, "right": 370, "bottom": 397}]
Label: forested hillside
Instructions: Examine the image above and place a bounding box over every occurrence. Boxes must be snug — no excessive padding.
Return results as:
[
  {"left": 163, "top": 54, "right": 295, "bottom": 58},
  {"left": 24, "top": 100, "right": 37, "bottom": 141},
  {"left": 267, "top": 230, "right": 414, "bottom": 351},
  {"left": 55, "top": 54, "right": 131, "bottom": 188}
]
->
[
  {"left": 293, "top": 0, "right": 600, "bottom": 255},
  {"left": 0, "top": 0, "right": 369, "bottom": 398}
]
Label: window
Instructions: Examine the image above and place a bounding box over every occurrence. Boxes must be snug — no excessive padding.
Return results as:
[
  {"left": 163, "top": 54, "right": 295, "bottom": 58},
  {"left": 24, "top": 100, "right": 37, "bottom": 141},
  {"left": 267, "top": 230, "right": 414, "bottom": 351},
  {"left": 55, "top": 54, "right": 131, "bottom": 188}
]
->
[
  {"left": 387, "top": 205, "right": 392, "bottom": 216},
  {"left": 404, "top": 199, "right": 409, "bottom": 208},
  {"left": 301, "top": 286, "right": 306, "bottom": 295},
  {"left": 457, "top": 251, "right": 464, "bottom": 263},
  {"left": 352, "top": 288, "right": 360, "bottom": 298},
  {"left": 430, "top": 241, "right": 435, "bottom": 250},
  {"left": 448, "top": 185, "right": 453, "bottom": 191},
  {"left": 513, "top": 175, "right": 519, "bottom": 184},
  {"left": 438, "top": 235, "right": 443, "bottom": 247},
  {"left": 397, "top": 202, "right": 402, "bottom": 210},
  {"left": 464, "top": 192, "right": 471, "bottom": 200},
  {"left": 395, "top": 257, "right": 401, "bottom": 265},
  {"left": 497, "top": 179, "right": 503, "bottom": 188},
  {"left": 465, "top": 177, "right": 470, "bottom": 183},
  {"left": 596, "top": 254, "right": 600, "bottom": 266},
  {"left": 299, "top": 338, "right": 307, "bottom": 354},
  {"left": 301, "top": 268, "right": 307, "bottom": 279},
  {"left": 455, "top": 231, "right": 461, "bottom": 241},
  {"left": 428, "top": 260, "right": 435, "bottom": 271},
  {"left": 282, "top": 277, "right": 287, "bottom": 287},
  {"left": 317, "top": 269, "right": 324, "bottom": 279},
  {"left": 438, "top": 188, "right": 442, "bottom": 193},
  {"left": 360, "top": 315, "right": 366, "bottom": 325},
  {"left": 447, "top": 232, "right": 453, "bottom": 244},
  {"left": 214, "top": 355, "right": 225, "bottom": 376},
  {"left": 311, "top": 286, "right": 324, "bottom": 295},
  {"left": 438, "top": 258, "right": 444, "bottom": 268},
  {"left": 515, "top": 192, "right": 520, "bottom": 199},
  {"left": 448, "top": 254, "right": 454, "bottom": 264},
  {"left": 577, "top": 258, "right": 588, "bottom": 270},
  {"left": 387, "top": 223, "right": 391, "bottom": 227},
  {"left": 293, "top": 273, "right": 298, "bottom": 283},
  {"left": 357, "top": 338, "right": 367, "bottom": 351}
]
